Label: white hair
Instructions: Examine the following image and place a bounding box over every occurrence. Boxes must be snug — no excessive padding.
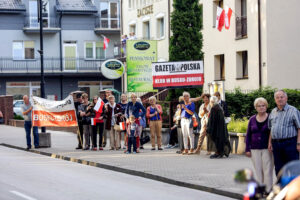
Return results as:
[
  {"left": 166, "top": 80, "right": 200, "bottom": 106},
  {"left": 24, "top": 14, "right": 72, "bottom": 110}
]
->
[
  {"left": 149, "top": 96, "right": 156, "bottom": 103},
  {"left": 254, "top": 97, "right": 268, "bottom": 108},
  {"left": 210, "top": 96, "right": 219, "bottom": 105},
  {"left": 183, "top": 91, "right": 190, "bottom": 97},
  {"left": 274, "top": 90, "right": 287, "bottom": 98}
]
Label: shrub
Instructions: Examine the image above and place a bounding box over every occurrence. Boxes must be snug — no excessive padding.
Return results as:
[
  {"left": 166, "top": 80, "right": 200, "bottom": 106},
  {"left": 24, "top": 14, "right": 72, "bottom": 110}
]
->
[
  {"left": 227, "top": 115, "right": 248, "bottom": 133},
  {"left": 226, "top": 87, "right": 300, "bottom": 119},
  {"left": 14, "top": 115, "right": 24, "bottom": 120}
]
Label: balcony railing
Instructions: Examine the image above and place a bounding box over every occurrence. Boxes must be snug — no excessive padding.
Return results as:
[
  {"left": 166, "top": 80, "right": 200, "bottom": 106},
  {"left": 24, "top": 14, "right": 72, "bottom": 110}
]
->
[
  {"left": 236, "top": 16, "right": 247, "bottom": 38},
  {"left": 24, "top": 15, "right": 60, "bottom": 29},
  {"left": 95, "top": 18, "right": 120, "bottom": 30},
  {"left": 0, "top": 57, "right": 113, "bottom": 73}
]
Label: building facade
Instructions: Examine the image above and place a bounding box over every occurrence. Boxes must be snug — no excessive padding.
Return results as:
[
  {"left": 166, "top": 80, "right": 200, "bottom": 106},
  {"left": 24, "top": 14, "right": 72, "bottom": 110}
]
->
[
  {"left": 201, "top": 0, "right": 300, "bottom": 92},
  {"left": 0, "top": 0, "right": 122, "bottom": 100},
  {"left": 121, "top": 0, "right": 171, "bottom": 62}
]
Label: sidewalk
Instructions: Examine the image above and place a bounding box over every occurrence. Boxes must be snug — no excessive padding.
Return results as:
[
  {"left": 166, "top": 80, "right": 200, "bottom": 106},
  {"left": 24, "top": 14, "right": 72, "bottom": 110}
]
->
[{"left": 0, "top": 125, "right": 252, "bottom": 199}]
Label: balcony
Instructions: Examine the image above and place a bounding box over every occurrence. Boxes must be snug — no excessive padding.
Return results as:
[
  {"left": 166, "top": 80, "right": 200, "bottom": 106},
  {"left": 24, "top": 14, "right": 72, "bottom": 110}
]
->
[
  {"left": 236, "top": 16, "right": 247, "bottom": 39},
  {"left": 23, "top": 15, "right": 61, "bottom": 33},
  {"left": 94, "top": 18, "right": 120, "bottom": 34},
  {"left": 0, "top": 57, "right": 111, "bottom": 74}
]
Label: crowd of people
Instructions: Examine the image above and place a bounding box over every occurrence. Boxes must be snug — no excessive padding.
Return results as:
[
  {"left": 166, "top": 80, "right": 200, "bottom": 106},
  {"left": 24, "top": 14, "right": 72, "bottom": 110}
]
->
[{"left": 18, "top": 89, "right": 300, "bottom": 186}]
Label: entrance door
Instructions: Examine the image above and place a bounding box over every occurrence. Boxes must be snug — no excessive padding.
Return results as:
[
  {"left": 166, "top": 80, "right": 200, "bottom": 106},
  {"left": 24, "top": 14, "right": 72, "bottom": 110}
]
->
[{"left": 63, "top": 43, "right": 77, "bottom": 71}]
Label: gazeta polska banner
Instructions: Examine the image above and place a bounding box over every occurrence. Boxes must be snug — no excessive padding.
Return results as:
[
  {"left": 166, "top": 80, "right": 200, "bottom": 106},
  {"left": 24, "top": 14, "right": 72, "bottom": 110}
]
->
[
  {"left": 126, "top": 40, "right": 157, "bottom": 92},
  {"left": 152, "top": 60, "right": 204, "bottom": 89},
  {"left": 32, "top": 95, "right": 77, "bottom": 127}
]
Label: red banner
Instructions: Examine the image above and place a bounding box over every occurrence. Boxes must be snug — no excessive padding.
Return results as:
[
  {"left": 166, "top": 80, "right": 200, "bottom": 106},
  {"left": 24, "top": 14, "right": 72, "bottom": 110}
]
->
[
  {"left": 32, "top": 110, "right": 77, "bottom": 127},
  {"left": 152, "top": 60, "right": 204, "bottom": 89}
]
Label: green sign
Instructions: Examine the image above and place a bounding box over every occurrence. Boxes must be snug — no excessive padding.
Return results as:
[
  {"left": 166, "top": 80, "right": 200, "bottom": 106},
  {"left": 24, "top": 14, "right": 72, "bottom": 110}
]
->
[{"left": 127, "top": 40, "right": 157, "bottom": 92}]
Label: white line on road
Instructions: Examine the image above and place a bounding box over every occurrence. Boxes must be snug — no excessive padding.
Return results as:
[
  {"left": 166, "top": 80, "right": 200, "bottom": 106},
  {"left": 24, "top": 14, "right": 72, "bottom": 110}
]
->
[{"left": 10, "top": 191, "right": 37, "bottom": 200}]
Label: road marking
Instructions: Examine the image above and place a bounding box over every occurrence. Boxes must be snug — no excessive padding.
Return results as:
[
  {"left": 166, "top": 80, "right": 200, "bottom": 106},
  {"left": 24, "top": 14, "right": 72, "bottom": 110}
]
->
[{"left": 10, "top": 191, "right": 37, "bottom": 200}]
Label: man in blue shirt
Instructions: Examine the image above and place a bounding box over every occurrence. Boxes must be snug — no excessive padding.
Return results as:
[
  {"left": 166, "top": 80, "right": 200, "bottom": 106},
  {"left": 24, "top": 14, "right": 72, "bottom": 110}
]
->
[{"left": 268, "top": 90, "right": 300, "bottom": 175}]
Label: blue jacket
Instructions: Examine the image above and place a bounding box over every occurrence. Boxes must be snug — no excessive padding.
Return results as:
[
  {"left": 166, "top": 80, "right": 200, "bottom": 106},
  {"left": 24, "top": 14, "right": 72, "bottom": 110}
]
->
[{"left": 126, "top": 101, "right": 146, "bottom": 119}]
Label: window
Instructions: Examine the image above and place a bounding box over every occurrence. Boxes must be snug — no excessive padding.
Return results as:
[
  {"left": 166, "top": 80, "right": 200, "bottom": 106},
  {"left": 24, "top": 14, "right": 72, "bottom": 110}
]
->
[
  {"left": 13, "top": 41, "right": 35, "bottom": 60},
  {"left": 129, "top": 24, "right": 136, "bottom": 35},
  {"left": 236, "top": 51, "right": 248, "bottom": 79},
  {"left": 213, "top": 0, "right": 223, "bottom": 27},
  {"left": 100, "top": 2, "right": 119, "bottom": 29},
  {"left": 214, "top": 54, "right": 225, "bottom": 80},
  {"left": 85, "top": 41, "right": 105, "bottom": 60},
  {"left": 236, "top": 0, "right": 247, "bottom": 38},
  {"left": 143, "top": 21, "right": 150, "bottom": 39},
  {"left": 156, "top": 17, "right": 164, "bottom": 39},
  {"left": 129, "top": 0, "right": 131, "bottom": 9},
  {"left": 29, "top": 0, "right": 49, "bottom": 28}
]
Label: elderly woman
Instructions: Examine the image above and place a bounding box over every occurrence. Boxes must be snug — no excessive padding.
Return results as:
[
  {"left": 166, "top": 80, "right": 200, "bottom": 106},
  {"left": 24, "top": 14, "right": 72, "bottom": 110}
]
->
[
  {"left": 245, "top": 97, "right": 273, "bottom": 192},
  {"left": 146, "top": 96, "right": 163, "bottom": 150},
  {"left": 206, "top": 96, "right": 231, "bottom": 158},
  {"left": 194, "top": 93, "right": 211, "bottom": 154},
  {"left": 126, "top": 93, "right": 146, "bottom": 152},
  {"left": 105, "top": 95, "right": 122, "bottom": 150},
  {"left": 180, "top": 92, "right": 196, "bottom": 155}
]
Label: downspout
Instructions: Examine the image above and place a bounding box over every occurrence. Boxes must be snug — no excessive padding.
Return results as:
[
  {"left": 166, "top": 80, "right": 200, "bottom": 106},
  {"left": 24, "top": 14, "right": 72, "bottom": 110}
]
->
[
  {"left": 168, "top": 0, "right": 171, "bottom": 61},
  {"left": 59, "top": 12, "right": 63, "bottom": 99},
  {"left": 258, "top": 0, "right": 262, "bottom": 88},
  {"left": 120, "top": 0, "right": 125, "bottom": 93}
]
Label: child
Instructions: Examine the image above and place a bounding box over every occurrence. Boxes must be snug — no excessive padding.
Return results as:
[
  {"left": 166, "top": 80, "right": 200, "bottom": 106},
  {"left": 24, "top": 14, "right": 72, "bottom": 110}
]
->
[{"left": 126, "top": 115, "right": 138, "bottom": 154}]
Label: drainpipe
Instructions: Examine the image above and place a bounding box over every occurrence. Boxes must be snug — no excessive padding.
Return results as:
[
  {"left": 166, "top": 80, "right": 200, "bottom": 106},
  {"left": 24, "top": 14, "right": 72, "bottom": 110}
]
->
[
  {"left": 168, "top": 0, "right": 170, "bottom": 61},
  {"left": 258, "top": 0, "right": 262, "bottom": 88},
  {"left": 59, "top": 12, "right": 63, "bottom": 99}
]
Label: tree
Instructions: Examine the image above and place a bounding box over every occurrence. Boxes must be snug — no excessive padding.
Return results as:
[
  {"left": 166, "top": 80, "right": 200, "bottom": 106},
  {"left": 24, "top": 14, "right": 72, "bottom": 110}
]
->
[{"left": 166, "top": 0, "right": 203, "bottom": 101}]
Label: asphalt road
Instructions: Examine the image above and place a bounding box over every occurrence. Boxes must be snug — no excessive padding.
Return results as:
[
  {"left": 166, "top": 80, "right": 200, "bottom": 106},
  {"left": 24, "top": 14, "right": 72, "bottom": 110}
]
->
[{"left": 0, "top": 146, "right": 235, "bottom": 200}]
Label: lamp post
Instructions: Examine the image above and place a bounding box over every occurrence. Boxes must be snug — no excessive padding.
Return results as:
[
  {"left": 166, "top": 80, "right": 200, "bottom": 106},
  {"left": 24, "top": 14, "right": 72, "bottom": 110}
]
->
[{"left": 38, "top": 0, "right": 46, "bottom": 133}]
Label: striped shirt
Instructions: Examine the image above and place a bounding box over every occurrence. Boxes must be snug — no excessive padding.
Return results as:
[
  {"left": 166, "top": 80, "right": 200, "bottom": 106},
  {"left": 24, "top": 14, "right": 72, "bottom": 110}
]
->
[{"left": 268, "top": 104, "right": 300, "bottom": 139}]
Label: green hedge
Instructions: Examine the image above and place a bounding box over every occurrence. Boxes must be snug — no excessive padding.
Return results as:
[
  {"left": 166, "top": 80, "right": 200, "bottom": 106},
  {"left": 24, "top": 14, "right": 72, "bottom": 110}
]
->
[{"left": 226, "top": 87, "right": 300, "bottom": 119}]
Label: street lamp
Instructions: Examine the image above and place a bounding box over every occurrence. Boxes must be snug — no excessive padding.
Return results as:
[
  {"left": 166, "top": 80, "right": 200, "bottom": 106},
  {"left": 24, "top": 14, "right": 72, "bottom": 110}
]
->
[{"left": 38, "top": 0, "right": 46, "bottom": 133}]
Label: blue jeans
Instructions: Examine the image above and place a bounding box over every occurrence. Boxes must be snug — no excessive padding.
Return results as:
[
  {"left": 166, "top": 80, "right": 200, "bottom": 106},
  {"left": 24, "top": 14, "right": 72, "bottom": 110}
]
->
[
  {"left": 272, "top": 137, "right": 299, "bottom": 175},
  {"left": 128, "top": 133, "right": 137, "bottom": 153},
  {"left": 24, "top": 121, "right": 39, "bottom": 148}
]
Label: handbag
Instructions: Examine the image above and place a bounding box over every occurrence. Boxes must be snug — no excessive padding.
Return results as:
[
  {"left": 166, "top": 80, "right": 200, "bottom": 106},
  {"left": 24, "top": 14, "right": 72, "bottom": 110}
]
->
[
  {"left": 192, "top": 117, "right": 198, "bottom": 128},
  {"left": 140, "top": 135, "right": 150, "bottom": 145},
  {"left": 114, "top": 124, "right": 120, "bottom": 131}
]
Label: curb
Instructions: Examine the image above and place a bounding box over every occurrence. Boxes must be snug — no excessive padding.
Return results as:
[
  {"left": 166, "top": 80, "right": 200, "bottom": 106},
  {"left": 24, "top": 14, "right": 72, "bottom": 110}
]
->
[{"left": 1, "top": 143, "right": 243, "bottom": 199}]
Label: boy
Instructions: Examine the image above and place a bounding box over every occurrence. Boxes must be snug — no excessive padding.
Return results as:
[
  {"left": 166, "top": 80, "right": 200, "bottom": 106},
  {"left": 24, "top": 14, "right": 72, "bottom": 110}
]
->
[{"left": 126, "top": 115, "right": 138, "bottom": 154}]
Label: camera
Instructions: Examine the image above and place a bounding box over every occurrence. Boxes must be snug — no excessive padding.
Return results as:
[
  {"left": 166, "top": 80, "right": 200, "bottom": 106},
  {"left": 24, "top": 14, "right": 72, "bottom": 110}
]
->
[{"left": 180, "top": 101, "right": 184, "bottom": 105}]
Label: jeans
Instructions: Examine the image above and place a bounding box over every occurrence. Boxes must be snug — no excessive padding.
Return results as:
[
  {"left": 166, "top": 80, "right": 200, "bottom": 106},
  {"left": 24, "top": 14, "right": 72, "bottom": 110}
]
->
[
  {"left": 169, "top": 128, "right": 178, "bottom": 146},
  {"left": 92, "top": 123, "right": 104, "bottom": 148},
  {"left": 24, "top": 121, "right": 39, "bottom": 148},
  {"left": 272, "top": 137, "right": 299, "bottom": 175},
  {"left": 128, "top": 132, "right": 137, "bottom": 153}
]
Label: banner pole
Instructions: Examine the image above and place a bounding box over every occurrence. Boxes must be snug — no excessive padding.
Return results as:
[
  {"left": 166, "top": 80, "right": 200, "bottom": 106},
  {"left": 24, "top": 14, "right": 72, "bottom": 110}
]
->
[{"left": 77, "top": 126, "right": 83, "bottom": 148}]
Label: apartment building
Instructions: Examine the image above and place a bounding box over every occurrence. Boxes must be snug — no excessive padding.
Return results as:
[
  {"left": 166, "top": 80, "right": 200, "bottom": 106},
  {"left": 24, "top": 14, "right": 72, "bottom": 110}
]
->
[
  {"left": 0, "top": 0, "right": 122, "bottom": 100},
  {"left": 121, "top": 0, "right": 171, "bottom": 62},
  {"left": 201, "top": 0, "right": 300, "bottom": 92}
]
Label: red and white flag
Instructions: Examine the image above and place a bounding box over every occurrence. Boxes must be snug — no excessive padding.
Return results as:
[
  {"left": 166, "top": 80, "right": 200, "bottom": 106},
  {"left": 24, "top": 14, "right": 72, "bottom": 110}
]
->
[
  {"left": 216, "top": 6, "right": 225, "bottom": 32},
  {"left": 93, "top": 97, "right": 104, "bottom": 113},
  {"left": 91, "top": 118, "right": 97, "bottom": 126},
  {"left": 103, "top": 35, "right": 110, "bottom": 50},
  {"left": 225, "top": 6, "right": 233, "bottom": 29},
  {"left": 119, "top": 121, "right": 125, "bottom": 131}
]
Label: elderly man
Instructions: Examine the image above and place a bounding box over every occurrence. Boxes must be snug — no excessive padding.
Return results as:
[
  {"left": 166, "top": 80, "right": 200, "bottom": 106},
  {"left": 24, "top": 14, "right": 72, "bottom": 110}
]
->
[
  {"left": 268, "top": 90, "right": 300, "bottom": 175},
  {"left": 22, "top": 95, "right": 39, "bottom": 150}
]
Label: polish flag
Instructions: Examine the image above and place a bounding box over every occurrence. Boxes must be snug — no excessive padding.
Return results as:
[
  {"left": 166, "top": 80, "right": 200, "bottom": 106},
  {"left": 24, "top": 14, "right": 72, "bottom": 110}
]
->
[
  {"left": 119, "top": 121, "right": 125, "bottom": 131},
  {"left": 93, "top": 97, "right": 104, "bottom": 113},
  {"left": 225, "top": 6, "right": 233, "bottom": 29},
  {"left": 216, "top": 6, "right": 225, "bottom": 32},
  {"left": 91, "top": 118, "right": 97, "bottom": 125},
  {"left": 103, "top": 35, "right": 110, "bottom": 50}
]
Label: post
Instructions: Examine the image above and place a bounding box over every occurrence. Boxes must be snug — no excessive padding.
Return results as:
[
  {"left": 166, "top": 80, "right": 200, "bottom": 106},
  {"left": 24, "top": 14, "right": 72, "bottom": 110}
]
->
[{"left": 38, "top": 0, "right": 46, "bottom": 133}]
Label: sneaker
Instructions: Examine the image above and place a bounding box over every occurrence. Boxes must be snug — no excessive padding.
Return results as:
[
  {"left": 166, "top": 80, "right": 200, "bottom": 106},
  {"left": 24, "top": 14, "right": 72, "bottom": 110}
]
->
[
  {"left": 173, "top": 144, "right": 179, "bottom": 148},
  {"left": 151, "top": 148, "right": 155, "bottom": 151},
  {"left": 158, "top": 147, "right": 163, "bottom": 150},
  {"left": 126, "top": 151, "right": 131, "bottom": 154},
  {"left": 165, "top": 144, "right": 172, "bottom": 149},
  {"left": 122, "top": 146, "right": 126, "bottom": 149},
  {"left": 92, "top": 147, "right": 97, "bottom": 151},
  {"left": 99, "top": 147, "right": 103, "bottom": 151},
  {"left": 133, "top": 151, "right": 137, "bottom": 154}
]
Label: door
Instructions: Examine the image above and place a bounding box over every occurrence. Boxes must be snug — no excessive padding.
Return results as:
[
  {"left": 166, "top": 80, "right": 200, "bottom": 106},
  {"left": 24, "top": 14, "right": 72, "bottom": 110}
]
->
[{"left": 63, "top": 43, "right": 77, "bottom": 71}]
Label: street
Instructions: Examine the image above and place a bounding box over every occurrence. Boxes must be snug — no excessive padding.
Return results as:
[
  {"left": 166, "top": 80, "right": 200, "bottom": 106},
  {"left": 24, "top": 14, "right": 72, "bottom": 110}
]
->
[{"left": 0, "top": 146, "right": 235, "bottom": 200}]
